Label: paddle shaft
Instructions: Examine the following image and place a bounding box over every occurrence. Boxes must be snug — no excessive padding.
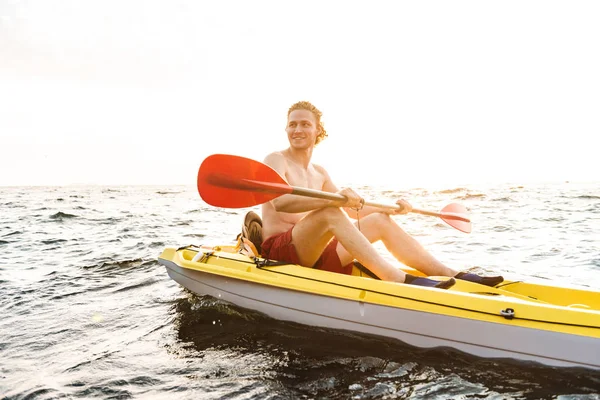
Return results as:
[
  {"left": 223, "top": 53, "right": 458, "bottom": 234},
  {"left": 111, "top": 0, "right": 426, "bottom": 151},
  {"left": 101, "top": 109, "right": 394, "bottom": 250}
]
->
[
  {"left": 232, "top": 176, "right": 470, "bottom": 223},
  {"left": 292, "top": 186, "right": 468, "bottom": 222}
]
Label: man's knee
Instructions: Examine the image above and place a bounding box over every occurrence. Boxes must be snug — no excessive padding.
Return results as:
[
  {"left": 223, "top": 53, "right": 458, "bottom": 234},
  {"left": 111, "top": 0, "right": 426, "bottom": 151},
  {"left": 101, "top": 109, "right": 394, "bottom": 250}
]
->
[
  {"left": 311, "top": 207, "right": 347, "bottom": 227},
  {"left": 314, "top": 207, "right": 345, "bottom": 219},
  {"left": 368, "top": 211, "right": 393, "bottom": 225}
]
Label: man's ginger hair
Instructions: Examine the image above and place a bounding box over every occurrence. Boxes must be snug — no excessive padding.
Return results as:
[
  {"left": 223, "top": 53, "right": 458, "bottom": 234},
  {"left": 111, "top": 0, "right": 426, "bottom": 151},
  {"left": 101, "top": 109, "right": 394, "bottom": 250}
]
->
[{"left": 287, "top": 101, "right": 328, "bottom": 145}]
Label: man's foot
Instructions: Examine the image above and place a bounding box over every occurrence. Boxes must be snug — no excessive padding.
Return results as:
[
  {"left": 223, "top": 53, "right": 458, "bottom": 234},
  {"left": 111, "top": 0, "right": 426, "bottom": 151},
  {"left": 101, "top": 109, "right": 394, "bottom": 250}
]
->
[
  {"left": 435, "top": 277, "right": 456, "bottom": 289},
  {"left": 455, "top": 272, "right": 504, "bottom": 287},
  {"left": 405, "top": 274, "right": 456, "bottom": 290}
]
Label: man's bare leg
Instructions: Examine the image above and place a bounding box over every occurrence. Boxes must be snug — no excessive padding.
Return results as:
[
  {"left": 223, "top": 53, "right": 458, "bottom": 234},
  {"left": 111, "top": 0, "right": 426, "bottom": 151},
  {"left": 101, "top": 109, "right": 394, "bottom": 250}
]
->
[
  {"left": 336, "top": 212, "right": 458, "bottom": 277},
  {"left": 290, "top": 208, "right": 455, "bottom": 288},
  {"left": 335, "top": 212, "right": 503, "bottom": 287},
  {"left": 291, "top": 207, "right": 408, "bottom": 282}
]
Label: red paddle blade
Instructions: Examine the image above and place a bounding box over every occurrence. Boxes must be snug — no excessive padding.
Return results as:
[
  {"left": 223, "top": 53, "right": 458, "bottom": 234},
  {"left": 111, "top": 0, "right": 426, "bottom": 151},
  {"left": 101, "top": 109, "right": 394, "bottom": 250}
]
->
[
  {"left": 197, "top": 154, "right": 293, "bottom": 208},
  {"left": 440, "top": 203, "right": 472, "bottom": 233}
]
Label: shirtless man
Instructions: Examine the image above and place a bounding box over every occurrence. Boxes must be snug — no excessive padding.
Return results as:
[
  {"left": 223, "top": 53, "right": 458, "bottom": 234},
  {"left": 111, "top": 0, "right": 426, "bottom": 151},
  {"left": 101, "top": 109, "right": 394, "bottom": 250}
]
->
[{"left": 260, "top": 101, "right": 503, "bottom": 288}]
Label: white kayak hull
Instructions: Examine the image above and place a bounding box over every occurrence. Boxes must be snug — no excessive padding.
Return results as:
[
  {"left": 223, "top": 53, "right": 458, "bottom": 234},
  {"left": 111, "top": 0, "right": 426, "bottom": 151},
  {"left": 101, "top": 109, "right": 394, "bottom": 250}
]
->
[{"left": 163, "top": 258, "right": 600, "bottom": 370}]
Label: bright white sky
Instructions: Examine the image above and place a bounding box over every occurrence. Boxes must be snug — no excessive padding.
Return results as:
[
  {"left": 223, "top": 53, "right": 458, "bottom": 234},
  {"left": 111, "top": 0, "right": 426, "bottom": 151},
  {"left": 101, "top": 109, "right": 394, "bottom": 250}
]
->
[{"left": 1, "top": 0, "right": 598, "bottom": 188}]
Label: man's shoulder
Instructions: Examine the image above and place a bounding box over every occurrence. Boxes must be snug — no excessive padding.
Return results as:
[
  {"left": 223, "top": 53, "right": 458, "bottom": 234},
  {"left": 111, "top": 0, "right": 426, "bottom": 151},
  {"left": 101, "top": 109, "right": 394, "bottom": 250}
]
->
[
  {"left": 264, "top": 150, "right": 285, "bottom": 162},
  {"left": 311, "top": 162, "right": 328, "bottom": 175},
  {"left": 264, "top": 151, "right": 287, "bottom": 168},
  {"left": 264, "top": 151, "right": 289, "bottom": 172}
]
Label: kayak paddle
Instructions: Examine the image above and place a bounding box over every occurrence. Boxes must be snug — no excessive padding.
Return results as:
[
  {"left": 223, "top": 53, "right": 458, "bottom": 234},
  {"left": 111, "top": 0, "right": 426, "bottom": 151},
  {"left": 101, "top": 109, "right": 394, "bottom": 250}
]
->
[{"left": 197, "top": 154, "right": 472, "bottom": 233}]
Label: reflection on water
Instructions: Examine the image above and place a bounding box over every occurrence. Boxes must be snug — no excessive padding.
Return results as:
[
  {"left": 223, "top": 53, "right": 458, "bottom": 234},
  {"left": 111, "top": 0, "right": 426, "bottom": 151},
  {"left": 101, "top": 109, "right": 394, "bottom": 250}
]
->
[{"left": 173, "top": 293, "right": 600, "bottom": 399}]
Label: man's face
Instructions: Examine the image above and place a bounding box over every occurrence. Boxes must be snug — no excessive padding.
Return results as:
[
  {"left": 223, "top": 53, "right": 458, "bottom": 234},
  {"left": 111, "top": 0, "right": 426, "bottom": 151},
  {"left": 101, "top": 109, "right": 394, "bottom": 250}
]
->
[{"left": 286, "top": 109, "right": 319, "bottom": 149}]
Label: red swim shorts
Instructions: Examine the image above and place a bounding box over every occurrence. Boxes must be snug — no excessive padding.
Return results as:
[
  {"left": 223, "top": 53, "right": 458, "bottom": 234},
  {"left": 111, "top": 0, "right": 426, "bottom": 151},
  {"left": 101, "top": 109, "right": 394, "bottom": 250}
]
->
[{"left": 261, "top": 227, "right": 354, "bottom": 275}]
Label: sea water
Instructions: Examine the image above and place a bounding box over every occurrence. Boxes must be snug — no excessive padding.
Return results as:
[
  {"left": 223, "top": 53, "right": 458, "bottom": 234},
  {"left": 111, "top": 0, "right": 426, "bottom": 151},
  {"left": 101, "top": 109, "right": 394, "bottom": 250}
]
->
[{"left": 1, "top": 183, "right": 599, "bottom": 399}]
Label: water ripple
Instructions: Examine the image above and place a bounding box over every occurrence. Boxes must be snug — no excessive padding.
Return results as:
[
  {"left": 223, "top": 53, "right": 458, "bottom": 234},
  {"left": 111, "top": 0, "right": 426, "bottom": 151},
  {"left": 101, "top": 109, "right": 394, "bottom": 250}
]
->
[{"left": 1, "top": 183, "right": 599, "bottom": 399}]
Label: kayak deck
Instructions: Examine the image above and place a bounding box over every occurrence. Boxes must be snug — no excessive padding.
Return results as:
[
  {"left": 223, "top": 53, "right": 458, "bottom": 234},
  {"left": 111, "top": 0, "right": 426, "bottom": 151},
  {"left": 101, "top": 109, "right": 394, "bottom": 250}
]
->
[
  {"left": 166, "top": 246, "right": 600, "bottom": 326},
  {"left": 394, "top": 265, "right": 600, "bottom": 310},
  {"left": 180, "top": 244, "right": 599, "bottom": 311}
]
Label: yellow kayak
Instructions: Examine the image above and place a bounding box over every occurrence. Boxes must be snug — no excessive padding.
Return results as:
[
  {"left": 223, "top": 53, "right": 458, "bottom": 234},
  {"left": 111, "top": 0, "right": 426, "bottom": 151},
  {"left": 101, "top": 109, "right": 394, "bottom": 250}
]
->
[{"left": 158, "top": 244, "right": 600, "bottom": 370}]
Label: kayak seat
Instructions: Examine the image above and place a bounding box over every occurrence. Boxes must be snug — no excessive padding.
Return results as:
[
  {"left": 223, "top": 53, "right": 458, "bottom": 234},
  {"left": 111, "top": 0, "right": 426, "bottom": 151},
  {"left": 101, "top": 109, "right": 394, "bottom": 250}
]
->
[{"left": 236, "top": 211, "right": 263, "bottom": 257}]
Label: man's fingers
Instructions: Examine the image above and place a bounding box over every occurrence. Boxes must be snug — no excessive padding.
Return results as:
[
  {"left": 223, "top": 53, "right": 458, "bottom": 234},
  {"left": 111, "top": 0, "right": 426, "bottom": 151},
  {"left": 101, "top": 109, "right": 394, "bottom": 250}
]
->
[{"left": 395, "top": 199, "right": 413, "bottom": 214}]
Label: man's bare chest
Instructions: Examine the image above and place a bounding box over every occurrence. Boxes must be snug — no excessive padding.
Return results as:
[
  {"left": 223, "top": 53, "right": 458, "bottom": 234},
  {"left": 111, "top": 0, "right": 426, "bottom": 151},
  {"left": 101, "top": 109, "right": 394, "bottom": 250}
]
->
[{"left": 286, "top": 167, "right": 324, "bottom": 190}]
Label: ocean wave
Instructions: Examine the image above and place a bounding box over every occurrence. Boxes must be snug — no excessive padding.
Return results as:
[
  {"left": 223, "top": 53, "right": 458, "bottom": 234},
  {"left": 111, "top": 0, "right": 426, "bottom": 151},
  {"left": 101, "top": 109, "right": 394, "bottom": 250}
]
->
[
  {"left": 380, "top": 190, "right": 411, "bottom": 196},
  {"left": 111, "top": 277, "right": 160, "bottom": 293},
  {"left": 81, "top": 258, "right": 146, "bottom": 272},
  {"left": 86, "top": 217, "right": 123, "bottom": 224},
  {"left": 457, "top": 193, "right": 486, "bottom": 200},
  {"left": 5, "top": 386, "right": 63, "bottom": 400},
  {"left": 41, "top": 239, "right": 68, "bottom": 245},
  {"left": 49, "top": 212, "right": 78, "bottom": 220},
  {"left": 532, "top": 216, "right": 566, "bottom": 223},
  {"left": 185, "top": 209, "right": 205, "bottom": 214},
  {"left": 436, "top": 187, "right": 468, "bottom": 194},
  {"left": 48, "top": 289, "right": 87, "bottom": 301},
  {"left": 184, "top": 233, "right": 206, "bottom": 238},
  {"left": 2, "top": 231, "right": 22, "bottom": 237}
]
